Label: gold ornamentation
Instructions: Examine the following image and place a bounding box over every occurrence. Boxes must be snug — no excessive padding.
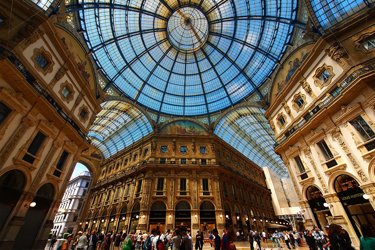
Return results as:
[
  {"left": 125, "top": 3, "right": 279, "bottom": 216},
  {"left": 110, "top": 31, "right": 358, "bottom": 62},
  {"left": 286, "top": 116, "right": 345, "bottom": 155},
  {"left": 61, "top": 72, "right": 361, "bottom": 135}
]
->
[
  {"left": 51, "top": 66, "right": 67, "bottom": 86},
  {"left": 331, "top": 130, "right": 368, "bottom": 182},
  {"left": 78, "top": 106, "right": 89, "bottom": 123},
  {"left": 326, "top": 42, "right": 349, "bottom": 66},
  {"left": 301, "top": 80, "right": 315, "bottom": 97},
  {"left": 276, "top": 113, "right": 287, "bottom": 129},
  {"left": 31, "top": 47, "right": 55, "bottom": 75},
  {"left": 303, "top": 148, "right": 329, "bottom": 193},
  {"left": 313, "top": 64, "right": 335, "bottom": 88},
  {"left": 292, "top": 92, "right": 307, "bottom": 112},
  {"left": 58, "top": 81, "right": 75, "bottom": 103}
]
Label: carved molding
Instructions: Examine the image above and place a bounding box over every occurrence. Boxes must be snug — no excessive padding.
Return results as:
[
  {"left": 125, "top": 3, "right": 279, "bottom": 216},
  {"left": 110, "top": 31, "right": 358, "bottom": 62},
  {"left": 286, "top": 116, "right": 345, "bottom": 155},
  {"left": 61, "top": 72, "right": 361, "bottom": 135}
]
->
[
  {"left": 331, "top": 130, "right": 368, "bottom": 183},
  {"left": 301, "top": 80, "right": 315, "bottom": 98},
  {"left": 303, "top": 148, "right": 329, "bottom": 193},
  {"left": 326, "top": 42, "right": 349, "bottom": 66},
  {"left": 292, "top": 92, "right": 307, "bottom": 112},
  {"left": 313, "top": 64, "right": 335, "bottom": 89},
  {"left": 31, "top": 47, "right": 55, "bottom": 75}
]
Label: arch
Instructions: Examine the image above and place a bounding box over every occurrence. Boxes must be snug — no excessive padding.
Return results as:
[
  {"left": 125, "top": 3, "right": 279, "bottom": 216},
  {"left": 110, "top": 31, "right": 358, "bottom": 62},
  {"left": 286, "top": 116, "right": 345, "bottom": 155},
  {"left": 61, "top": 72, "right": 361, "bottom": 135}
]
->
[
  {"left": 120, "top": 205, "right": 128, "bottom": 214},
  {"left": 199, "top": 201, "right": 215, "bottom": 211},
  {"left": 213, "top": 106, "right": 288, "bottom": 177},
  {"left": 132, "top": 202, "right": 141, "bottom": 213},
  {"left": 110, "top": 207, "right": 117, "bottom": 217},
  {"left": 151, "top": 201, "right": 167, "bottom": 211},
  {"left": 175, "top": 200, "right": 191, "bottom": 211},
  {"left": 305, "top": 185, "right": 324, "bottom": 201},
  {"left": 88, "top": 100, "right": 154, "bottom": 158},
  {"left": 334, "top": 174, "right": 361, "bottom": 193},
  {"left": 14, "top": 183, "right": 55, "bottom": 250},
  {"left": 327, "top": 171, "right": 361, "bottom": 194},
  {"left": 0, "top": 170, "right": 26, "bottom": 230}
]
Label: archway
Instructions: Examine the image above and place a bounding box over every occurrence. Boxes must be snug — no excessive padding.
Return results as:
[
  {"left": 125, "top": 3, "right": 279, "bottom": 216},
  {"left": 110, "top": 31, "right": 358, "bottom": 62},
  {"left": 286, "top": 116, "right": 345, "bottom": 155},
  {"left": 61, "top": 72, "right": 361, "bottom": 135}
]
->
[
  {"left": 98, "top": 210, "right": 107, "bottom": 233},
  {"left": 175, "top": 201, "right": 191, "bottom": 230},
  {"left": 334, "top": 174, "right": 375, "bottom": 237},
  {"left": 117, "top": 205, "right": 127, "bottom": 233},
  {"left": 306, "top": 186, "right": 331, "bottom": 230},
  {"left": 149, "top": 201, "right": 166, "bottom": 232},
  {"left": 0, "top": 170, "right": 26, "bottom": 230},
  {"left": 107, "top": 207, "right": 117, "bottom": 233},
  {"left": 129, "top": 202, "right": 140, "bottom": 233},
  {"left": 224, "top": 203, "right": 232, "bottom": 227},
  {"left": 13, "top": 183, "right": 55, "bottom": 250},
  {"left": 199, "top": 201, "right": 216, "bottom": 239}
]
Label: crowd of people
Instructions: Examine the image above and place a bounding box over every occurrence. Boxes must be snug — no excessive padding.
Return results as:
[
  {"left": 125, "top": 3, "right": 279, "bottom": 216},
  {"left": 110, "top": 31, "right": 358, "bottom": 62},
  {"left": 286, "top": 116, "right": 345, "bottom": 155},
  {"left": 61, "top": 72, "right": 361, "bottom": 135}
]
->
[{"left": 50, "top": 223, "right": 375, "bottom": 250}]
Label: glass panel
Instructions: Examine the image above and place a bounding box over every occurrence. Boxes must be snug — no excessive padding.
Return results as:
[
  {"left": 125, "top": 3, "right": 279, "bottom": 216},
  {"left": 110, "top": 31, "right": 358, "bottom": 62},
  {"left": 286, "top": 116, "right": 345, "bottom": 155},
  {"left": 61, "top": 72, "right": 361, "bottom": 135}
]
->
[
  {"left": 294, "top": 156, "right": 306, "bottom": 174},
  {"left": 317, "top": 140, "right": 334, "bottom": 160},
  {"left": 22, "top": 132, "right": 46, "bottom": 163},
  {"left": 214, "top": 106, "right": 288, "bottom": 176},
  {"left": 77, "top": 0, "right": 297, "bottom": 116}
]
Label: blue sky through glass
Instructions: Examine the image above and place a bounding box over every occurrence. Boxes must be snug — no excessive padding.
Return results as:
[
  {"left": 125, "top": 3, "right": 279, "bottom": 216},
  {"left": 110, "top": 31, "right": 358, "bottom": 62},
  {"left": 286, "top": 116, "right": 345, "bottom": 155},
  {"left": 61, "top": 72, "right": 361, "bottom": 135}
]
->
[{"left": 77, "top": 0, "right": 297, "bottom": 116}]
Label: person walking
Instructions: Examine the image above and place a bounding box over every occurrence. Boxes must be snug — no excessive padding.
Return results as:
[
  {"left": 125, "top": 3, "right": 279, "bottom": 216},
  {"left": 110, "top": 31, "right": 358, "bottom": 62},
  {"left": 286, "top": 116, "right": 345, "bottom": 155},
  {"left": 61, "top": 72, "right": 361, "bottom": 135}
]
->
[
  {"left": 195, "top": 231, "right": 202, "bottom": 250},
  {"left": 360, "top": 224, "right": 375, "bottom": 250},
  {"left": 212, "top": 229, "right": 221, "bottom": 250},
  {"left": 312, "top": 226, "right": 325, "bottom": 250},
  {"left": 248, "top": 230, "right": 254, "bottom": 250}
]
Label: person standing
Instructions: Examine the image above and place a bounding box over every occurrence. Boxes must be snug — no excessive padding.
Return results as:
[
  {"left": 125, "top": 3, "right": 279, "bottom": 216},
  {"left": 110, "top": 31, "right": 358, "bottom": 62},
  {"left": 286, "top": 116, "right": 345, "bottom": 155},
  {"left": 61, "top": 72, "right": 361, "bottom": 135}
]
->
[
  {"left": 248, "top": 230, "right": 254, "bottom": 250},
  {"left": 327, "top": 224, "right": 354, "bottom": 250},
  {"left": 76, "top": 231, "right": 88, "bottom": 250},
  {"left": 212, "top": 229, "right": 221, "bottom": 250},
  {"left": 172, "top": 229, "right": 182, "bottom": 250},
  {"left": 360, "top": 224, "right": 375, "bottom": 250},
  {"left": 312, "top": 226, "right": 325, "bottom": 250},
  {"left": 88, "top": 230, "right": 98, "bottom": 250},
  {"left": 180, "top": 230, "right": 192, "bottom": 250},
  {"left": 226, "top": 227, "right": 237, "bottom": 250},
  {"left": 195, "top": 231, "right": 202, "bottom": 250}
]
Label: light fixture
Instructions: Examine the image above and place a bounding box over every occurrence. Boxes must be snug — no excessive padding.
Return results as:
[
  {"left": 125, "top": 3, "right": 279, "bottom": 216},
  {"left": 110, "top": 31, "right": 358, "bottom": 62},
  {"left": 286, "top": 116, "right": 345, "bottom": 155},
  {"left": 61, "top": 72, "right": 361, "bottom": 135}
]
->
[
  {"left": 93, "top": 220, "right": 96, "bottom": 223},
  {"left": 136, "top": 215, "right": 139, "bottom": 219},
  {"left": 142, "top": 215, "right": 145, "bottom": 219},
  {"left": 30, "top": 202, "right": 37, "bottom": 208},
  {"left": 79, "top": 222, "right": 83, "bottom": 225},
  {"left": 253, "top": 219, "right": 256, "bottom": 221},
  {"left": 266, "top": 220, "right": 268, "bottom": 223},
  {"left": 220, "top": 214, "right": 223, "bottom": 218},
  {"left": 195, "top": 214, "right": 198, "bottom": 218},
  {"left": 111, "top": 218, "right": 114, "bottom": 222},
  {"left": 225, "top": 215, "right": 229, "bottom": 219},
  {"left": 363, "top": 194, "right": 370, "bottom": 200},
  {"left": 236, "top": 216, "right": 240, "bottom": 220},
  {"left": 260, "top": 219, "right": 263, "bottom": 222},
  {"left": 86, "top": 222, "right": 89, "bottom": 224},
  {"left": 168, "top": 215, "right": 172, "bottom": 218},
  {"left": 122, "top": 217, "right": 126, "bottom": 220},
  {"left": 101, "top": 219, "right": 104, "bottom": 222},
  {"left": 246, "top": 217, "right": 249, "bottom": 221},
  {"left": 323, "top": 202, "right": 329, "bottom": 208}
]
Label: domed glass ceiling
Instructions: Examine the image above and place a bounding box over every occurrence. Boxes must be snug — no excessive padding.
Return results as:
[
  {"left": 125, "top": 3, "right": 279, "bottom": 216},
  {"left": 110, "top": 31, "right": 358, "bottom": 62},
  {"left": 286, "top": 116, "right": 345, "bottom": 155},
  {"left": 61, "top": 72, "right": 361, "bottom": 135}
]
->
[{"left": 77, "top": 0, "right": 297, "bottom": 116}]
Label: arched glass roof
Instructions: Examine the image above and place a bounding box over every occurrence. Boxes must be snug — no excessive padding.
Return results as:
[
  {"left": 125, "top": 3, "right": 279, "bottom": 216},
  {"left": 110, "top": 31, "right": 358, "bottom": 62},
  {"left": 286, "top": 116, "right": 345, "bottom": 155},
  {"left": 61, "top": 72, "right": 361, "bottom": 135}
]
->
[
  {"left": 31, "top": 0, "right": 55, "bottom": 11},
  {"left": 310, "top": 0, "right": 372, "bottom": 30},
  {"left": 88, "top": 101, "right": 153, "bottom": 158},
  {"left": 76, "top": 0, "right": 297, "bottom": 116},
  {"left": 214, "top": 106, "right": 288, "bottom": 177}
]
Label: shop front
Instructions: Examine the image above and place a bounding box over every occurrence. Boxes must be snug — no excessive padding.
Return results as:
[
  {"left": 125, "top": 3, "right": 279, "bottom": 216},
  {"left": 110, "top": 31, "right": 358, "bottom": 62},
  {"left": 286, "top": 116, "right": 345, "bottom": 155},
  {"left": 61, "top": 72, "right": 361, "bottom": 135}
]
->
[
  {"left": 334, "top": 175, "right": 375, "bottom": 237},
  {"left": 175, "top": 201, "right": 191, "bottom": 231},
  {"left": 149, "top": 201, "right": 166, "bottom": 232},
  {"left": 306, "top": 186, "right": 332, "bottom": 229}
]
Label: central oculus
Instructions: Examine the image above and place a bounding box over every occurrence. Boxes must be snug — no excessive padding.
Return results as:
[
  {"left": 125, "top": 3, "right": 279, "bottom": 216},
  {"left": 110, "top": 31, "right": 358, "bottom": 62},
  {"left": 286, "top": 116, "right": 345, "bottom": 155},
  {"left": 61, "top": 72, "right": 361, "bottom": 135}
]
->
[{"left": 167, "top": 7, "right": 209, "bottom": 52}]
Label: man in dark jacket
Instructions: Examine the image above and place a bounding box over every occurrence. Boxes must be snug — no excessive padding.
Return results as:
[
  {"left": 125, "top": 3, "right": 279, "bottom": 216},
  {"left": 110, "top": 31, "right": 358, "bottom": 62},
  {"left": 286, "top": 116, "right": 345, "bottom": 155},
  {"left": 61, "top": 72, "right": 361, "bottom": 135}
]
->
[{"left": 88, "top": 230, "right": 98, "bottom": 250}]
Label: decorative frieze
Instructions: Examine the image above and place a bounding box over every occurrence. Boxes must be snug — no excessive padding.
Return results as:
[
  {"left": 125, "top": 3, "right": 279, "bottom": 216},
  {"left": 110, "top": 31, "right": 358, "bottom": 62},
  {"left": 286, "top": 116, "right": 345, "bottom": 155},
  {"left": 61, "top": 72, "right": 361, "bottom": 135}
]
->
[
  {"left": 326, "top": 42, "right": 349, "bottom": 66},
  {"left": 303, "top": 148, "right": 329, "bottom": 193},
  {"left": 331, "top": 129, "right": 368, "bottom": 182}
]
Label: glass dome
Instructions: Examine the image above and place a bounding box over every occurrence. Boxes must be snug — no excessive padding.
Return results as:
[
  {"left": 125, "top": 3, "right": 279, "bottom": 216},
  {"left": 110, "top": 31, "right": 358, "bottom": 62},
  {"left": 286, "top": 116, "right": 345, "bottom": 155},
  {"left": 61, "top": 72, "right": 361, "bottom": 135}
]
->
[{"left": 77, "top": 0, "right": 297, "bottom": 116}]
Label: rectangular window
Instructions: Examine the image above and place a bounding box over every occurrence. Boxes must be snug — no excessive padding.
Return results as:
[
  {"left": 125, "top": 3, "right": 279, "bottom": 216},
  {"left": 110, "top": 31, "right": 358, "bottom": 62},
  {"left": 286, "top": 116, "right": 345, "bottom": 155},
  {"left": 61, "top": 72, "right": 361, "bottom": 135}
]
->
[
  {"left": 35, "top": 53, "right": 48, "bottom": 69},
  {"left": 317, "top": 140, "right": 334, "bottom": 160},
  {"left": 22, "top": 131, "right": 46, "bottom": 164},
  {"left": 160, "top": 158, "right": 166, "bottom": 164},
  {"left": 136, "top": 179, "right": 142, "bottom": 197},
  {"left": 202, "top": 178, "right": 209, "bottom": 195},
  {"left": 156, "top": 178, "right": 164, "bottom": 195},
  {"left": 181, "top": 158, "right": 187, "bottom": 164},
  {"left": 294, "top": 156, "right": 307, "bottom": 179},
  {"left": 201, "top": 159, "right": 207, "bottom": 165},
  {"left": 350, "top": 116, "right": 375, "bottom": 141},
  {"left": 180, "top": 178, "right": 187, "bottom": 195},
  {"left": 0, "top": 102, "right": 11, "bottom": 124},
  {"left": 53, "top": 150, "right": 69, "bottom": 177}
]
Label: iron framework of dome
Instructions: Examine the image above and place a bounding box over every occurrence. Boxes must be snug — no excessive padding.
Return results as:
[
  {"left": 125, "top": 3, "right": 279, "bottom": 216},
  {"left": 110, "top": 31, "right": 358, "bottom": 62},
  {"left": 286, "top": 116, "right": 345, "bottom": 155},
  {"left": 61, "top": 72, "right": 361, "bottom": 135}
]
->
[{"left": 76, "top": 0, "right": 297, "bottom": 116}]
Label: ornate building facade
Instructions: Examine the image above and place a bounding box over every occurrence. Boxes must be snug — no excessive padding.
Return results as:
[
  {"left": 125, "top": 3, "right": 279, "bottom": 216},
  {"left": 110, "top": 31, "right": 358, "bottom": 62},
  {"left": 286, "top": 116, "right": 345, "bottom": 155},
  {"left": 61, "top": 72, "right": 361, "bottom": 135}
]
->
[
  {"left": 0, "top": 0, "right": 375, "bottom": 249},
  {"left": 80, "top": 120, "right": 275, "bottom": 237},
  {"left": 265, "top": 4, "right": 375, "bottom": 247}
]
